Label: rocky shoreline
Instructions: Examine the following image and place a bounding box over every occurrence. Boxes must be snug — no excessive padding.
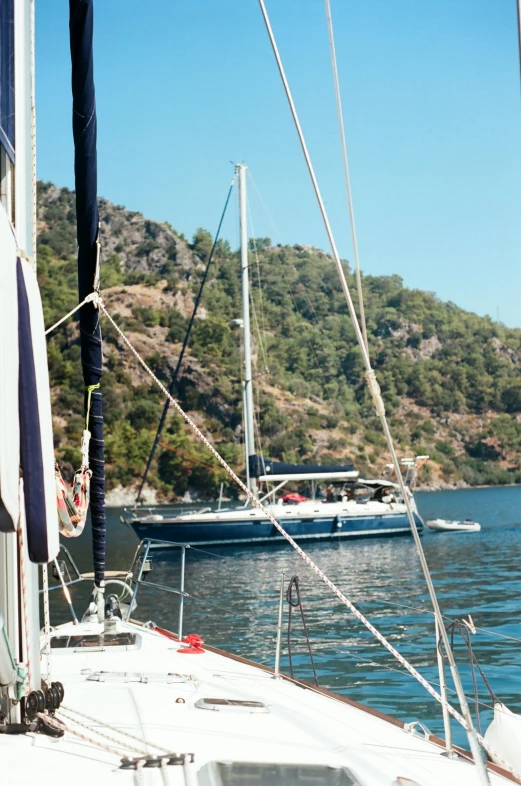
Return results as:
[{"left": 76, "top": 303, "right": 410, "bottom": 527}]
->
[{"left": 105, "top": 479, "right": 516, "bottom": 507}]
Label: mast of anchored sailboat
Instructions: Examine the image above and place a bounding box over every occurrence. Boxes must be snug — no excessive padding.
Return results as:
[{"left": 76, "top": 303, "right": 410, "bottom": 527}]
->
[{"left": 237, "top": 164, "right": 257, "bottom": 496}]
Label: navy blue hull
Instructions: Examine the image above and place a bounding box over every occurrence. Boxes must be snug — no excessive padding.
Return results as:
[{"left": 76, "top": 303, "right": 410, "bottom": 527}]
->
[{"left": 129, "top": 512, "right": 423, "bottom": 546}]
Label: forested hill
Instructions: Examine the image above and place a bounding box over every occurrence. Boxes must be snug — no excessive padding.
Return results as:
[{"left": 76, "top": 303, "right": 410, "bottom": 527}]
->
[{"left": 38, "top": 181, "right": 521, "bottom": 501}]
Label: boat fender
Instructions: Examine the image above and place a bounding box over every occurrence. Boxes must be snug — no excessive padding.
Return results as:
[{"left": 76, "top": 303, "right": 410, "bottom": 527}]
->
[
  {"left": 484, "top": 702, "right": 521, "bottom": 771},
  {"left": 178, "top": 633, "right": 205, "bottom": 655},
  {"left": 334, "top": 515, "right": 342, "bottom": 529}
]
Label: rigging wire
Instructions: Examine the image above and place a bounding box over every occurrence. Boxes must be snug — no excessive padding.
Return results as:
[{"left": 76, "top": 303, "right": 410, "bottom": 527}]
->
[
  {"left": 245, "top": 209, "right": 272, "bottom": 481},
  {"left": 96, "top": 298, "right": 518, "bottom": 781},
  {"left": 256, "top": 1, "right": 488, "bottom": 778},
  {"left": 247, "top": 201, "right": 270, "bottom": 372},
  {"left": 247, "top": 170, "right": 332, "bottom": 397},
  {"left": 324, "top": 0, "right": 368, "bottom": 355},
  {"left": 248, "top": 167, "right": 339, "bottom": 344},
  {"left": 517, "top": 0, "right": 521, "bottom": 92},
  {"left": 136, "top": 174, "right": 237, "bottom": 505},
  {"left": 246, "top": 213, "right": 270, "bottom": 375}
]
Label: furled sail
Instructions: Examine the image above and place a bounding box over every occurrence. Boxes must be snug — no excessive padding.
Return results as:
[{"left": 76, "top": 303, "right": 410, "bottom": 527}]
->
[
  {"left": 17, "top": 258, "right": 60, "bottom": 562},
  {"left": 0, "top": 218, "right": 59, "bottom": 562},
  {"left": 69, "top": 0, "right": 105, "bottom": 587},
  {"left": 0, "top": 210, "right": 19, "bottom": 533},
  {"left": 249, "top": 455, "right": 355, "bottom": 478},
  {"left": 0, "top": 0, "right": 58, "bottom": 563}
]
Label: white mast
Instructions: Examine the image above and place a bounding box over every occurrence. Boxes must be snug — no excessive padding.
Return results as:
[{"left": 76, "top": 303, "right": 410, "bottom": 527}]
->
[
  {"left": 237, "top": 164, "right": 257, "bottom": 496},
  {"left": 0, "top": 0, "right": 40, "bottom": 722}
]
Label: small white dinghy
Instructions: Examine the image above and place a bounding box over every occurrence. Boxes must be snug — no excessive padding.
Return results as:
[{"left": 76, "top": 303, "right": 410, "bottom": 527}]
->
[{"left": 426, "top": 518, "right": 481, "bottom": 533}]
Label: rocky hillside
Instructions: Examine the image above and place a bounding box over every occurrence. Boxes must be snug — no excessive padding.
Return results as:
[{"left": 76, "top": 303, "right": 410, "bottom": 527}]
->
[{"left": 38, "top": 181, "right": 521, "bottom": 502}]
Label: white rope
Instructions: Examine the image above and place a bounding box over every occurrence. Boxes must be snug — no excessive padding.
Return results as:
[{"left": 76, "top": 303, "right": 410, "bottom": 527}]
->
[
  {"left": 49, "top": 295, "right": 511, "bottom": 778},
  {"left": 256, "top": 3, "right": 489, "bottom": 780},
  {"left": 324, "top": 0, "right": 368, "bottom": 355},
  {"left": 30, "top": 0, "right": 37, "bottom": 270},
  {"left": 44, "top": 291, "right": 98, "bottom": 336},
  {"left": 97, "top": 299, "right": 519, "bottom": 781},
  {"left": 61, "top": 705, "right": 170, "bottom": 755},
  {"left": 18, "top": 519, "right": 33, "bottom": 692},
  {"left": 41, "top": 564, "right": 51, "bottom": 681},
  {"left": 134, "top": 759, "right": 145, "bottom": 786},
  {"left": 57, "top": 711, "right": 150, "bottom": 757},
  {"left": 37, "top": 712, "right": 128, "bottom": 758}
]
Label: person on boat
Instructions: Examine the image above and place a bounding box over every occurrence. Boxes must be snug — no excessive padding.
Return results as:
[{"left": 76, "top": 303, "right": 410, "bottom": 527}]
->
[{"left": 326, "top": 485, "right": 334, "bottom": 502}]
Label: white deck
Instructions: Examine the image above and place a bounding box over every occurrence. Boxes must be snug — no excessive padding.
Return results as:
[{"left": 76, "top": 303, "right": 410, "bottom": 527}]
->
[
  {"left": 154, "top": 498, "right": 412, "bottom": 524},
  {"left": 0, "top": 618, "right": 512, "bottom": 785}
]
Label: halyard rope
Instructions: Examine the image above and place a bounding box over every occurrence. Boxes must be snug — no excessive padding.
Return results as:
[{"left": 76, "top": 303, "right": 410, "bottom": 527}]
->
[
  {"left": 44, "top": 291, "right": 98, "bottom": 335},
  {"left": 95, "top": 297, "right": 519, "bottom": 781},
  {"left": 324, "top": 0, "right": 368, "bottom": 355},
  {"left": 37, "top": 712, "right": 129, "bottom": 758},
  {"left": 57, "top": 712, "right": 150, "bottom": 756},
  {"left": 30, "top": 0, "right": 37, "bottom": 270},
  {"left": 38, "top": 710, "right": 184, "bottom": 785},
  {"left": 41, "top": 563, "right": 51, "bottom": 680},
  {"left": 18, "top": 520, "right": 33, "bottom": 692},
  {"left": 256, "top": 2, "right": 488, "bottom": 781},
  {"left": 98, "top": 303, "right": 443, "bottom": 700},
  {"left": 61, "top": 705, "right": 170, "bottom": 755}
]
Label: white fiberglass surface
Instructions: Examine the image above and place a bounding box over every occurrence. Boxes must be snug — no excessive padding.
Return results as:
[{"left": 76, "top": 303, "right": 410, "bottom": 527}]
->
[
  {"left": 173, "top": 499, "right": 407, "bottom": 522},
  {"left": 0, "top": 618, "right": 509, "bottom": 786}
]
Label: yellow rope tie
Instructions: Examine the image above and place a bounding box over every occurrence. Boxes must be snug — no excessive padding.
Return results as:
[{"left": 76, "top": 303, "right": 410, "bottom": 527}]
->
[{"left": 85, "top": 383, "right": 100, "bottom": 431}]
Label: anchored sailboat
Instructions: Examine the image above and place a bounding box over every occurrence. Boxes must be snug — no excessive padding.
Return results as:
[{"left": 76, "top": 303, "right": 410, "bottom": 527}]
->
[
  {"left": 127, "top": 164, "right": 426, "bottom": 546},
  {"left": 0, "top": 1, "right": 518, "bottom": 784}
]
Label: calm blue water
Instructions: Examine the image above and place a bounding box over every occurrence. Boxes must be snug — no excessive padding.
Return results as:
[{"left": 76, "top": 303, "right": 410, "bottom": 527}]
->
[{"left": 51, "top": 486, "right": 521, "bottom": 748}]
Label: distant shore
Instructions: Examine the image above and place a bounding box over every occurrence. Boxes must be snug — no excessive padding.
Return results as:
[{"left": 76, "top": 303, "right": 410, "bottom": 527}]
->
[{"left": 105, "top": 480, "right": 521, "bottom": 507}]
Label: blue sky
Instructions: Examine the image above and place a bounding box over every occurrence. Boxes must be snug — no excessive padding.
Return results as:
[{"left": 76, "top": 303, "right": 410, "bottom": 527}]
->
[{"left": 37, "top": 1, "right": 521, "bottom": 326}]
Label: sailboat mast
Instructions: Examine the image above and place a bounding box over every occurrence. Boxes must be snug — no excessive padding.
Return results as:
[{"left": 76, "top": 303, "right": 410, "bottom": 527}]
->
[
  {"left": 237, "top": 164, "right": 257, "bottom": 496},
  {"left": 0, "top": 0, "right": 42, "bottom": 721}
]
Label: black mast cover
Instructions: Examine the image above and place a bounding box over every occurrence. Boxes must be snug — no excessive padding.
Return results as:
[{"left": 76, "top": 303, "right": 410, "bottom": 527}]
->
[{"left": 69, "top": 0, "right": 105, "bottom": 586}]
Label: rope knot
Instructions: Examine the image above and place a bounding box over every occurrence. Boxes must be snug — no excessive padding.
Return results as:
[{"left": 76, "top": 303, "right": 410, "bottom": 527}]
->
[
  {"left": 85, "top": 291, "right": 102, "bottom": 309},
  {"left": 365, "top": 369, "right": 385, "bottom": 417}
]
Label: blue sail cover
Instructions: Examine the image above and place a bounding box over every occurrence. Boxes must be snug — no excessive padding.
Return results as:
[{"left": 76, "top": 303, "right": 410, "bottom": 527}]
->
[
  {"left": 69, "top": 0, "right": 106, "bottom": 586},
  {"left": 17, "top": 258, "right": 60, "bottom": 562},
  {"left": 250, "top": 455, "right": 355, "bottom": 478},
  {"left": 0, "top": 0, "right": 15, "bottom": 161}
]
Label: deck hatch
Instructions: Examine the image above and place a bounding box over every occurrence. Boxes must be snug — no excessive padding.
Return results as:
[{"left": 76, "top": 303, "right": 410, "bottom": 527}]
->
[
  {"left": 198, "top": 762, "right": 361, "bottom": 784},
  {"left": 51, "top": 632, "right": 139, "bottom": 649},
  {"left": 195, "top": 698, "right": 269, "bottom": 713},
  {"left": 86, "top": 671, "right": 191, "bottom": 684}
]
